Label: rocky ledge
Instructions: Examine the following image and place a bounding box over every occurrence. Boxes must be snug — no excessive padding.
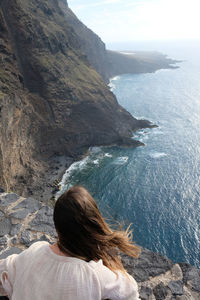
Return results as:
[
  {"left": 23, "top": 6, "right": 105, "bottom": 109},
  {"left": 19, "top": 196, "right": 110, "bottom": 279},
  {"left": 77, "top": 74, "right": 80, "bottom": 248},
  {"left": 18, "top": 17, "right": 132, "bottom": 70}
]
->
[{"left": 0, "top": 190, "right": 199, "bottom": 300}]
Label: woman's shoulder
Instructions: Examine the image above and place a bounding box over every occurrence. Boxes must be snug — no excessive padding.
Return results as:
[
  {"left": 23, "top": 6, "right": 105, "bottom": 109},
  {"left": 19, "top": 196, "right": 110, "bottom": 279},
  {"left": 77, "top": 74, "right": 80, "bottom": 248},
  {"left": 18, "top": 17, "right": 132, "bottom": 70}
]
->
[
  {"left": 14, "top": 241, "right": 50, "bottom": 262},
  {"left": 88, "top": 260, "right": 140, "bottom": 299},
  {"left": 88, "top": 259, "right": 121, "bottom": 287},
  {"left": 24, "top": 241, "right": 50, "bottom": 254},
  {"left": 29, "top": 240, "right": 50, "bottom": 249}
]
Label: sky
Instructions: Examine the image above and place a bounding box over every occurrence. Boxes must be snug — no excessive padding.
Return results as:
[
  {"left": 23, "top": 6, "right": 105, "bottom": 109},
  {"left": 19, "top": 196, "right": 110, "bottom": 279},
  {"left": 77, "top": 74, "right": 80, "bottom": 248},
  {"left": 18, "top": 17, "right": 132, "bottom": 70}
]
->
[{"left": 67, "top": 0, "right": 200, "bottom": 43}]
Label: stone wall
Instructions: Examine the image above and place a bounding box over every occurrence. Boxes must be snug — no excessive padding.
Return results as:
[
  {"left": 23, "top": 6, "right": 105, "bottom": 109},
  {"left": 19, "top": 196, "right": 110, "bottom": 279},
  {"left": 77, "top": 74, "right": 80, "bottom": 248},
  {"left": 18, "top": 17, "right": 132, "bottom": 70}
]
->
[{"left": 0, "top": 191, "right": 199, "bottom": 299}]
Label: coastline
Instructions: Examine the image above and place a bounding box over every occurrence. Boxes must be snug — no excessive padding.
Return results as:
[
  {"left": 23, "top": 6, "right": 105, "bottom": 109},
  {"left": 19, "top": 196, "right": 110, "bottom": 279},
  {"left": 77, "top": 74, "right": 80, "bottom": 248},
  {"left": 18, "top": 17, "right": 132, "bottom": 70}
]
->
[
  {"left": 48, "top": 127, "right": 157, "bottom": 202},
  {"left": 105, "top": 50, "right": 181, "bottom": 83},
  {"left": 39, "top": 52, "right": 178, "bottom": 202}
]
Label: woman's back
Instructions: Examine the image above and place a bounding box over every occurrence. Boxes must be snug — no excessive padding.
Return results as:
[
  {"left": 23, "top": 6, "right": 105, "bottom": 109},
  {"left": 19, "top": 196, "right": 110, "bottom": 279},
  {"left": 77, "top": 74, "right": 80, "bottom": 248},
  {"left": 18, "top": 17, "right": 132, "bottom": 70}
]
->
[
  {"left": 0, "top": 241, "right": 139, "bottom": 300},
  {"left": 0, "top": 186, "right": 140, "bottom": 299}
]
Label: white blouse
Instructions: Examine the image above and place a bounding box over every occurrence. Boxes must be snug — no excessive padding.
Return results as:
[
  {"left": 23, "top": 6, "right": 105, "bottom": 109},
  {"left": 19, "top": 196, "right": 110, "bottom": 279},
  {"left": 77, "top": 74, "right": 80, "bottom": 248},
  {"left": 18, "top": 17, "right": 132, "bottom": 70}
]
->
[{"left": 0, "top": 241, "right": 140, "bottom": 300}]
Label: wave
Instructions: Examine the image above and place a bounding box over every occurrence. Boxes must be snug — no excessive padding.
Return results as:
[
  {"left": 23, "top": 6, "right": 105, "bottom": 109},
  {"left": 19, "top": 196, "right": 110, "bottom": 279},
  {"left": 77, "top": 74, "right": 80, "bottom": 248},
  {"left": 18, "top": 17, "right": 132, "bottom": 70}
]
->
[
  {"left": 111, "top": 76, "right": 121, "bottom": 81},
  {"left": 108, "top": 76, "right": 121, "bottom": 91},
  {"left": 153, "top": 129, "right": 164, "bottom": 135},
  {"left": 108, "top": 82, "right": 115, "bottom": 92},
  {"left": 108, "top": 81, "right": 117, "bottom": 92},
  {"left": 105, "top": 153, "right": 112, "bottom": 158},
  {"left": 149, "top": 152, "right": 167, "bottom": 159},
  {"left": 93, "top": 159, "right": 99, "bottom": 165},
  {"left": 56, "top": 148, "right": 113, "bottom": 198},
  {"left": 134, "top": 127, "right": 164, "bottom": 143},
  {"left": 56, "top": 156, "right": 90, "bottom": 196},
  {"left": 113, "top": 156, "right": 128, "bottom": 165},
  {"left": 133, "top": 129, "right": 151, "bottom": 142},
  {"left": 119, "top": 52, "right": 135, "bottom": 55}
]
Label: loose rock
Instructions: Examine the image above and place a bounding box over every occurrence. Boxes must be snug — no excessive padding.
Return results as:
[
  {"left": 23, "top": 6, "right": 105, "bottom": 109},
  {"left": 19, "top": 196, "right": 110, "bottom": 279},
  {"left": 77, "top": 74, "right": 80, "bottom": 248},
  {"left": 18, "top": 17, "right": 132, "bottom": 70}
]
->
[
  {"left": 29, "top": 206, "right": 56, "bottom": 236},
  {"left": 153, "top": 282, "right": 168, "bottom": 300},
  {"left": 122, "top": 248, "right": 173, "bottom": 282},
  {"left": 168, "top": 280, "right": 184, "bottom": 295},
  {"left": 0, "top": 247, "right": 22, "bottom": 259},
  {"left": 0, "top": 187, "right": 5, "bottom": 194},
  {"left": 0, "top": 216, "right": 11, "bottom": 236},
  {"left": 140, "top": 286, "right": 153, "bottom": 300},
  {"left": 0, "top": 193, "right": 19, "bottom": 207},
  {"left": 20, "top": 230, "right": 32, "bottom": 246}
]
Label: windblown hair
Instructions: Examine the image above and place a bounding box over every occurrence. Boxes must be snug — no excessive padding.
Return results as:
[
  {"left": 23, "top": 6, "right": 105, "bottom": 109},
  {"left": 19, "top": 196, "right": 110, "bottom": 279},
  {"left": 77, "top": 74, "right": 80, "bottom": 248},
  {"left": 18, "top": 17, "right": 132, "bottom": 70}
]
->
[{"left": 53, "top": 185, "right": 140, "bottom": 272}]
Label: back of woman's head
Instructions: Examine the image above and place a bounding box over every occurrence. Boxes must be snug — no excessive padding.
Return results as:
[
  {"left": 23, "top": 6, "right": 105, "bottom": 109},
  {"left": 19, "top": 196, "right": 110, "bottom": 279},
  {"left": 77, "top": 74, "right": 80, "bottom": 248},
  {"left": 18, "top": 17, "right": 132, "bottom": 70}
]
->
[{"left": 54, "top": 185, "right": 140, "bottom": 272}]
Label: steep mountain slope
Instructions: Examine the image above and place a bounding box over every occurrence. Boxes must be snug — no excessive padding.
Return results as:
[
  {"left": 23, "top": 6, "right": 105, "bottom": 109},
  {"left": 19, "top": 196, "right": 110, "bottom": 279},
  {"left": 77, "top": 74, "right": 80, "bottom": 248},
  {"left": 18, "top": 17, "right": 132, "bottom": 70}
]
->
[
  {"left": 58, "top": 0, "right": 109, "bottom": 80},
  {"left": 0, "top": 0, "right": 152, "bottom": 197}
]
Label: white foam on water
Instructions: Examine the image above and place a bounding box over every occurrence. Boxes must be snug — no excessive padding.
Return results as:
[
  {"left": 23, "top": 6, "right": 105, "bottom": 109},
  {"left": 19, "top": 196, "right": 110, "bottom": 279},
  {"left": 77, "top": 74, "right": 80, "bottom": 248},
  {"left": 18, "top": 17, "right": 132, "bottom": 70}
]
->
[
  {"left": 111, "top": 75, "right": 121, "bottom": 81},
  {"left": 133, "top": 129, "right": 151, "bottom": 142},
  {"left": 104, "top": 153, "right": 112, "bottom": 158},
  {"left": 152, "top": 127, "right": 164, "bottom": 135},
  {"left": 93, "top": 159, "right": 99, "bottom": 165},
  {"left": 135, "top": 129, "right": 146, "bottom": 135},
  {"left": 119, "top": 52, "right": 135, "bottom": 55},
  {"left": 134, "top": 115, "right": 148, "bottom": 120},
  {"left": 56, "top": 148, "right": 113, "bottom": 198},
  {"left": 140, "top": 135, "right": 149, "bottom": 142},
  {"left": 149, "top": 152, "right": 167, "bottom": 159},
  {"left": 108, "top": 82, "right": 115, "bottom": 91},
  {"left": 58, "top": 156, "right": 90, "bottom": 194},
  {"left": 108, "top": 76, "right": 121, "bottom": 91},
  {"left": 153, "top": 131, "right": 164, "bottom": 135},
  {"left": 113, "top": 156, "right": 129, "bottom": 165}
]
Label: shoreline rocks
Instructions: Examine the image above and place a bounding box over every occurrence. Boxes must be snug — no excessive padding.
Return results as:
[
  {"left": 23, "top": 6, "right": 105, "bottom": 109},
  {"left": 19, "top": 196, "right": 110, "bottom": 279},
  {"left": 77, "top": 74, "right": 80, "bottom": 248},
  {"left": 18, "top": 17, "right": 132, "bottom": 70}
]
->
[{"left": 0, "top": 191, "right": 199, "bottom": 299}]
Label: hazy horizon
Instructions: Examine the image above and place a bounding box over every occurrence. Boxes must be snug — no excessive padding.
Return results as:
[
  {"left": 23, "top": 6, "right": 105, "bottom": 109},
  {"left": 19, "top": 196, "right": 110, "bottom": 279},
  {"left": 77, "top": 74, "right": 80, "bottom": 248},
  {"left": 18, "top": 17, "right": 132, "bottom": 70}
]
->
[
  {"left": 68, "top": 0, "right": 200, "bottom": 44},
  {"left": 108, "top": 39, "right": 200, "bottom": 52}
]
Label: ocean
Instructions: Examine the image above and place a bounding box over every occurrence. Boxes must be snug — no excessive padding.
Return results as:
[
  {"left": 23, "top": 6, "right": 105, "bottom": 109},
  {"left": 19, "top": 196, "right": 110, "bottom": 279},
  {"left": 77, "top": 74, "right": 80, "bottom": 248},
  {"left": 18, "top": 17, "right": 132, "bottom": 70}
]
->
[{"left": 57, "top": 40, "right": 200, "bottom": 267}]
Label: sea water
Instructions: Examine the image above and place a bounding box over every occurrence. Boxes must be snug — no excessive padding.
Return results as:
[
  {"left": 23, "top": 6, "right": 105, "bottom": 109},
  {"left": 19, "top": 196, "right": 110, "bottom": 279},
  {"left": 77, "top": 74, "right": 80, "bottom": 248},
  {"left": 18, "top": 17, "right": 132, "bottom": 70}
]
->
[{"left": 58, "top": 40, "right": 200, "bottom": 267}]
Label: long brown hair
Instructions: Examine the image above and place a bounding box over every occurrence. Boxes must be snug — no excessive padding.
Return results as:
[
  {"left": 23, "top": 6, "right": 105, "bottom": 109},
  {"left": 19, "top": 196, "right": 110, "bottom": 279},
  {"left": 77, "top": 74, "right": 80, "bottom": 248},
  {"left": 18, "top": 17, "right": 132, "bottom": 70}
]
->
[{"left": 53, "top": 185, "right": 140, "bottom": 272}]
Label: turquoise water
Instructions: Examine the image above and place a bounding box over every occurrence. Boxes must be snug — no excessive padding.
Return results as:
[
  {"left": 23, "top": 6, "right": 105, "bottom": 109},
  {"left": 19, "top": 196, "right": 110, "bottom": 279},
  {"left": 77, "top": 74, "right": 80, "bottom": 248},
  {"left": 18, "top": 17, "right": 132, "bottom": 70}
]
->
[{"left": 58, "top": 42, "right": 200, "bottom": 267}]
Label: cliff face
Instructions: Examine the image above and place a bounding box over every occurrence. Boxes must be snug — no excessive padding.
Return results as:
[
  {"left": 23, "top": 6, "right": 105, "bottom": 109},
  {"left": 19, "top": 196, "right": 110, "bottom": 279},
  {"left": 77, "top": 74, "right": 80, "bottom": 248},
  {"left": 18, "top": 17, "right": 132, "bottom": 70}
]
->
[
  {"left": 0, "top": 0, "right": 153, "bottom": 197},
  {"left": 58, "top": 0, "right": 109, "bottom": 80}
]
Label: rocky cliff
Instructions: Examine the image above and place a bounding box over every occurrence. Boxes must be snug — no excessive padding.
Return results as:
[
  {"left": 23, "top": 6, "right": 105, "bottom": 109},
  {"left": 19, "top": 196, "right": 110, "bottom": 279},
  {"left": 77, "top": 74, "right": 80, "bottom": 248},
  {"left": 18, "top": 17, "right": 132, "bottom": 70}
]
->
[
  {"left": 0, "top": 0, "right": 155, "bottom": 198},
  {"left": 0, "top": 190, "right": 199, "bottom": 300},
  {"left": 58, "top": 0, "right": 109, "bottom": 80}
]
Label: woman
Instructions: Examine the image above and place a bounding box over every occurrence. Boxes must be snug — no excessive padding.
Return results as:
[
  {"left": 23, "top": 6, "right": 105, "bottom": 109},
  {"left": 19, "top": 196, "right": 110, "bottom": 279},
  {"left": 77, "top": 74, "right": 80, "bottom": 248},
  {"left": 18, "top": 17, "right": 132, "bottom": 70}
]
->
[{"left": 0, "top": 186, "right": 140, "bottom": 299}]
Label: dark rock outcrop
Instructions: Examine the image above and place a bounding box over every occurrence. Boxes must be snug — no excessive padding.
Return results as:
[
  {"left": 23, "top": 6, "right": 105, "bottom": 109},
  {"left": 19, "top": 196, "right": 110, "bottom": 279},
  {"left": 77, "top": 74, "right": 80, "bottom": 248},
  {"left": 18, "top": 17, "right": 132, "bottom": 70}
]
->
[
  {"left": 153, "top": 282, "right": 168, "bottom": 299},
  {"left": 179, "top": 263, "right": 200, "bottom": 293},
  {"left": 106, "top": 50, "right": 178, "bottom": 81},
  {"left": 0, "top": 191, "right": 199, "bottom": 300},
  {"left": 122, "top": 248, "right": 174, "bottom": 282},
  {"left": 168, "top": 280, "right": 184, "bottom": 296}
]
